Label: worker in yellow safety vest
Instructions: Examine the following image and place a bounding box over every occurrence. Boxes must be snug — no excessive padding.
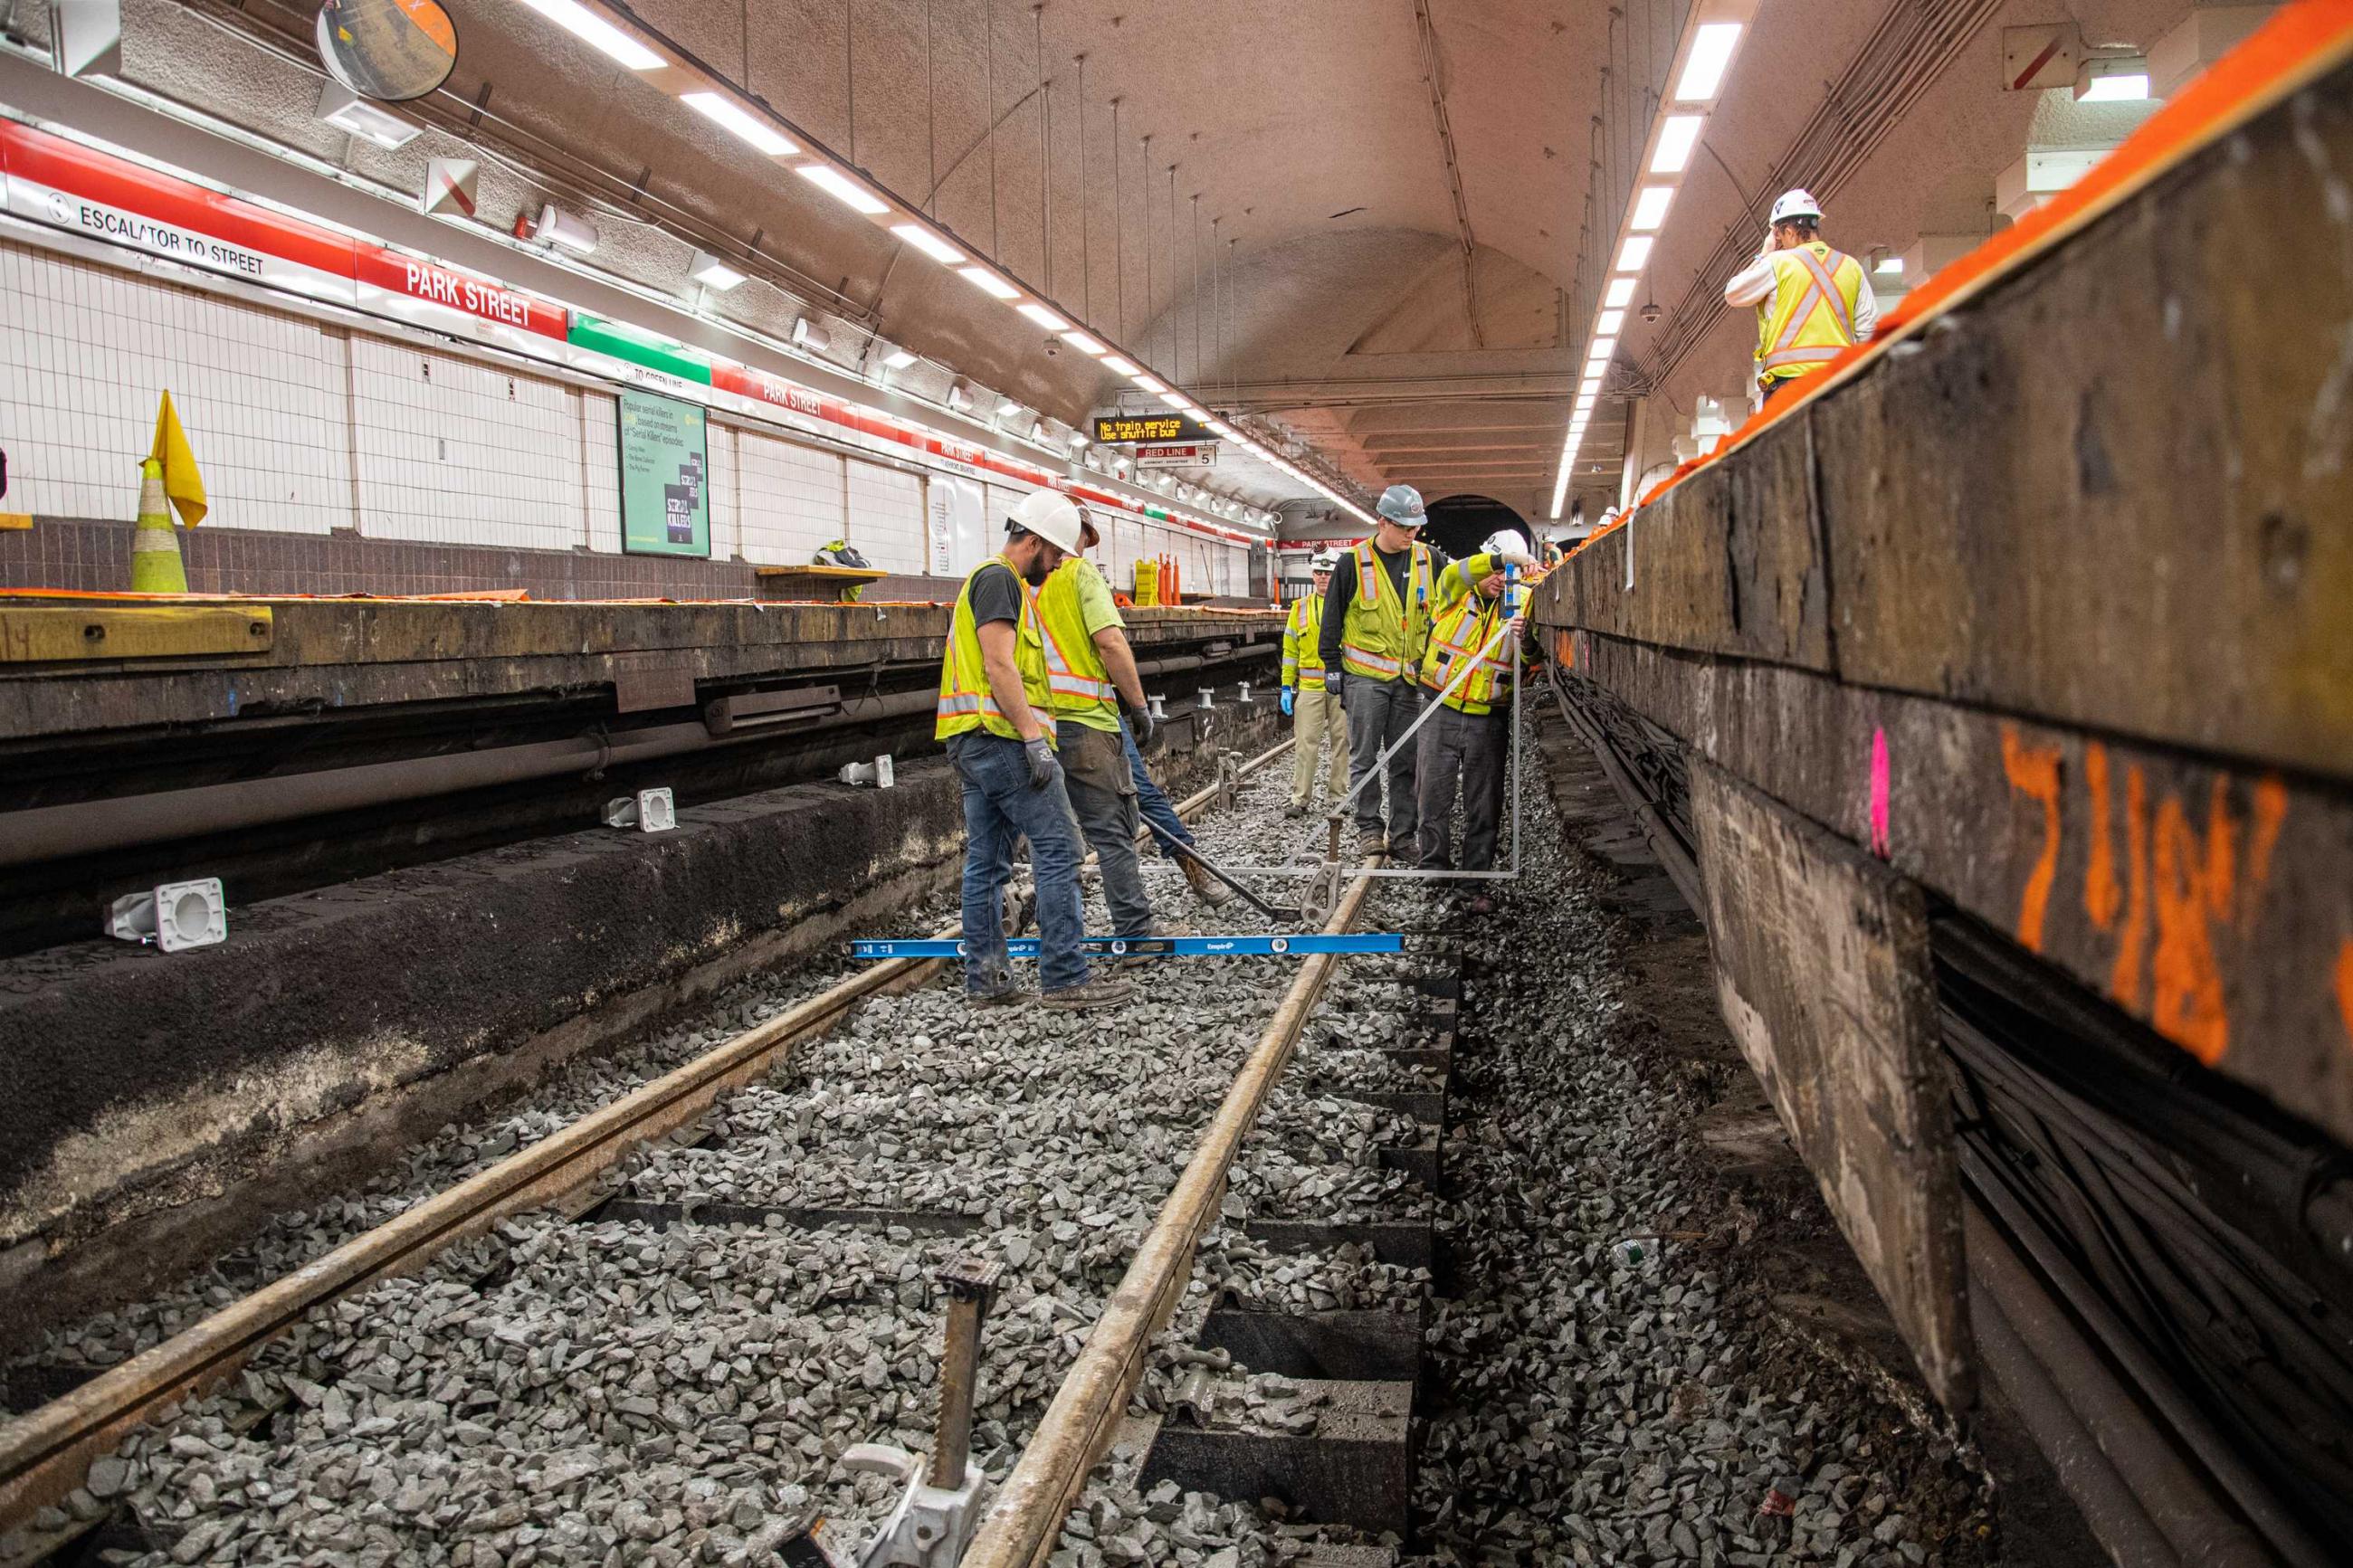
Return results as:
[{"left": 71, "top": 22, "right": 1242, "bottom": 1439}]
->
[
  {"left": 1281, "top": 549, "right": 1349, "bottom": 818},
  {"left": 935, "top": 489, "right": 1132, "bottom": 1012},
  {"left": 1722, "top": 189, "right": 1877, "bottom": 405},
  {"left": 1038, "top": 513, "right": 1179, "bottom": 943},
  {"left": 1414, "top": 530, "right": 1538, "bottom": 908},
  {"left": 1318, "top": 484, "right": 1446, "bottom": 859}
]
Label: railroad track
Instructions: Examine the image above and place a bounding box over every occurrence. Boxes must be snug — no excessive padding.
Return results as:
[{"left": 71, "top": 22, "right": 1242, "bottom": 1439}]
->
[{"left": 0, "top": 740, "right": 1462, "bottom": 1566}]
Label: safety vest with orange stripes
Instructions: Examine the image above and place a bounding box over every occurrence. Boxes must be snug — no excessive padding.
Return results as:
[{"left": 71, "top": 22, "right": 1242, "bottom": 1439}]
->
[
  {"left": 1416, "top": 554, "right": 1515, "bottom": 715},
  {"left": 936, "top": 555, "right": 1087, "bottom": 743},
  {"left": 1338, "top": 538, "right": 1435, "bottom": 682},
  {"left": 1754, "top": 242, "right": 1864, "bottom": 385}
]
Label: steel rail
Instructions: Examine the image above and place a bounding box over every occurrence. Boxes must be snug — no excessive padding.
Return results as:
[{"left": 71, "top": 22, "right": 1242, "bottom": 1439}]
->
[
  {"left": 957, "top": 851, "right": 1383, "bottom": 1568},
  {"left": 0, "top": 737, "right": 1295, "bottom": 1531}
]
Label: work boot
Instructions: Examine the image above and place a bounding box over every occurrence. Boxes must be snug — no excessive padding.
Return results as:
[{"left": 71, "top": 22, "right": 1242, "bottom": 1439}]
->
[
  {"left": 968, "top": 985, "right": 1036, "bottom": 1010},
  {"left": 1356, "top": 829, "right": 1387, "bottom": 860},
  {"left": 1284, "top": 803, "right": 1308, "bottom": 819},
  {"left": 1182, "top": 856, "right": 1236, "bottom": 909},
  {"left": 1042, "top": 975, "right": 1135, "bottom": 1011},
  {"left": 1387, "top": 833, "right": 1419, "bottom": 860},
  {"left": 1465, "top": 893, "right": 1496, "bottom": 916}
]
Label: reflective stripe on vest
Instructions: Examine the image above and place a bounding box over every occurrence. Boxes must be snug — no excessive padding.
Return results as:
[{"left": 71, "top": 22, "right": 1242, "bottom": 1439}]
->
[
  {"left": 1340, "top": 538, "right": 1434, "bottom": 680},
  {"left": 1419, "top": 592, "right": 1513, "bottom": 714},
  {"left": 1036, "top": 560, "right": 1120, "bottom": 714},
  {"left": 1283, "top": 594, "right": 1329, "bottom": 689},
  {"left": 1757, "top": 244, "right": 1861, "bottom": 378},
  {"left": 936, "top": 556, "right": 1058, "bottom": 742}
]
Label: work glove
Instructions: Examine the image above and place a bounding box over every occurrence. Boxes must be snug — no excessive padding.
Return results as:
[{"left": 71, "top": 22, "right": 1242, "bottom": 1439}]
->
[
  {"left": 1125, "top": 701, "right": 1156, "bottom": 752},
  {"left": 1329, "top": 671, "right": 1346, "bottom": 708},
  {"left": 1280, "top": 686, "right": 1295, "bottom": 717},
  {"left": 1023, "top": 736, "right": 1058, "bottom": 791}
]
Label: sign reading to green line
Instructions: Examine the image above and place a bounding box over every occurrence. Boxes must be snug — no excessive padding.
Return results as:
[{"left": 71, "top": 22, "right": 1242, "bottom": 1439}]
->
[{"left": 617, "top": 390, "right": 710, "bottom": 558}]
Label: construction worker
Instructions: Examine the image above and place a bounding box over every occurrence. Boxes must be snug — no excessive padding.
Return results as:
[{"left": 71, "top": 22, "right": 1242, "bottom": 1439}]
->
[
  {"left": 1415, "top": 530, "right": 1537, "bottom": 912},
  {"left": 1319, "top": 484, "right": 1446, "bottom": 859},
  {"left": 1280, "top": 549, "right": 1348, "bottom": 818},
  {"left": 1722, "top": 189, "right": 1877, "bottom": 405},
  {"left": 1039, "top": 514, "right": 1168, "bottom": 941},
  {"left": 935, "top": 491, "right": 1130, "bottom": 1012}
]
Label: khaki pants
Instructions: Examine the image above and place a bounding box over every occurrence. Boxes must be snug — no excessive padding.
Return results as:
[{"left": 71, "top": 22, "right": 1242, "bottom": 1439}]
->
[{"left": 1290, "top": 685, "right": 1348, "bottom": 806}]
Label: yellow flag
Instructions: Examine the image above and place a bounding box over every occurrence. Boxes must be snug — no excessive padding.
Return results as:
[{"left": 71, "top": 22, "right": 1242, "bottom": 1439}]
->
[{"left": 149, "top": 391, "right": 208, "bottom": 527}]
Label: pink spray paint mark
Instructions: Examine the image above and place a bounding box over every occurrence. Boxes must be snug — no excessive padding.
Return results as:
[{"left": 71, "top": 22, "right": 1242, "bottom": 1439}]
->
[{"left": 1868, "top": 727, "right": 1892, "bottom": 859}]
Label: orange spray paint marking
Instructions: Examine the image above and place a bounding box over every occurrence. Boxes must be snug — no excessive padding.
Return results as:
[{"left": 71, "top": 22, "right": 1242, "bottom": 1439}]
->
[
  {"left": 1868, "top": 728, "right": 1892, "bottom": 860},
  {"left": 2149, "top": 780, "right": 2235, "bottom": 1065},
  {"left": 2083, "top": 743, "right": 2120, "bottom": 930},
  {"left": 2110, "top": 765, "right": 2151, "bottom": 1010},
  {"left": 2337, "top": 939, "right": 2353, "bottom": 1050},
  {"left": 2001, "top": 725, "right": 2063, "bottom": 953},
  {"left": 2248, "top": 775, "right": 2288, "bottom": 905}
]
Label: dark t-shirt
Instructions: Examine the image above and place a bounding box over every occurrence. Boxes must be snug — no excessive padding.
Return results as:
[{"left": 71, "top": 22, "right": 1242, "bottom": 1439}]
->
[{"left": 968, "top": 561, "right": 1024, "bottom": 628}]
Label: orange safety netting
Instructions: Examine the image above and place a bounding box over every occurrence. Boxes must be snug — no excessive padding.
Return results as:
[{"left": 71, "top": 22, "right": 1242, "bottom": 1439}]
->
[{"left": 1575, "top": 0, "right": 2353, "bottom": 555}]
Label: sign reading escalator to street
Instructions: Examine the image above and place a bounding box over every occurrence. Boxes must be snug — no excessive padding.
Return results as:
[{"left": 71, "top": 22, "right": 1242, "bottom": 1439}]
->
[{"left": 617, "top": 390, "right": 710, "bottom": 557}]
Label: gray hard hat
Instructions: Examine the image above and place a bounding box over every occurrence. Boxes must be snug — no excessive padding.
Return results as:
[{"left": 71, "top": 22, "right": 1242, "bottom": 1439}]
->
[{"left": 1376, "top": 484, "right": 1426, "bottom": 526}]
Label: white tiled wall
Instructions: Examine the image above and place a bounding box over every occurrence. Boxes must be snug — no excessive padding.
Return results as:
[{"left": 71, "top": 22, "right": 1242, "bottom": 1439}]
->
[
  {"left": 0, "top": 238, "right": 349, "bottom": 532},
  {"left": 0, "top": 236, "right": 1242, "bottom": 583},
  {"left": 847, "top": 460, "right": 925, "bottom": 572},
  {"left": 351, "top": 336, "right": 581, "bottom": 550},
  {"left": 738, "top": 428, "right": 843, "bottom": 565}
]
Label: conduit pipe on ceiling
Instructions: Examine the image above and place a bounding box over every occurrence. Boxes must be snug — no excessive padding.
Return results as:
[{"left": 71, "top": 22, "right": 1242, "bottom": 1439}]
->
[{"left": 0, "top": 651, "right": 1261, "bottom": 870}]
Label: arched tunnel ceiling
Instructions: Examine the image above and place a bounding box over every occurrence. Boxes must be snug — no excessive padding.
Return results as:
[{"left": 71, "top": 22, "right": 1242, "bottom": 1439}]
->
[{"left": 91, "top": 0, "right": 2209, "bottom": 523}]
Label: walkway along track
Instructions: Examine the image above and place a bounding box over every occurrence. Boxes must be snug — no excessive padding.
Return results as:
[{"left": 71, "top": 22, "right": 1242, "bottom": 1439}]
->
[{"left": 0, "top": 736, "right": 1319, "bottom": 1536}]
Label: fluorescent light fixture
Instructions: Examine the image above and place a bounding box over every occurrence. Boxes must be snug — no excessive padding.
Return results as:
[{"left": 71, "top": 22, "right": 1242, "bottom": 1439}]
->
[
  {"left": 1206, "top": 422, "right": 1235, "bottom": 438},
  {"left": 1575, "top": 398, "right": 1596, "bottom": 413},
  {"left": 1875, "top": 254, "right": 1903, "bottom": 275},
  {"left": 1133, "top": 374, "right": 1167, "bottom": 394},
  {"left": 890, "top": 223, "right": 965, "bottom": 264},
  {"left": 946, "top": 382, "right": 974, "bottom": 412},
  {"left": 1674, "top": 23, "right": 1743, "bottom": 101},
  {"left": 2077, "top": 56, "right": 2149, "bottom": 100},
  {"left": 1066, "top": 429, "right": 1090, "bottom": 448},
  {"left": 533, "top": 203, "right": 598, "bottom": 254},
  {"left": 1177, "top": 400, "right": 1208, "bottom": 418},
  {"left": 1017, "top": 302, "right": 1072, "bottom": 330},
  {"left": 1101, "top": 356, "right": 1140, "bottom": 375},
  {"left": 1030, "top": 419, "right": 1049, "bottom": 442},
  {"left": 1614, "top": 237, "right": 1653, "bottom": 272},
  {"left": 1587, "top": 337, "right": 1617, "bottom": 361},
  {"left": 1061, "top": 329, "right": 1108, "bottom": 355},
  {"left": 1158, "top": 392, "right": 1188, "bottom": 408},
  {"left": 514, "top": 0, "right": 664, "bottom": 69},
  {"left": 882, "top": 347, "right": 919, "bottom": 369},
  {"left": 997, "top": 395, "right": 1025, "bottom": 416},
  {"left": 1605, "top": 278, "right": 1637, "bottom": 308},
  {"left": 318, "top": 84, "right": 420, "bottom": 149},
  {"left": 1651, "top": 115, "right": 1703, "bottom": 175},
  {"left": 1596, "top": 309, "right": 1625, "bottom": 335},
  {"left": 1580, "top": 374, "right": 1603, "bottom": 394},
  {"left": 1630, "top": 185, "right": 1676, "bottom": 233},
  {"left": 689, "top": 250, "right": 746, "bottom": 290},
  {"left": 796, "top": 164, "right": 890, "bottom": 214},
  {"left": 792, "top": 317, "right": 829, "bottom": 350},
  {"left": 1112, "top": 455, "right": 1130, "bottom": 470},
  {"left": 958, "top": 266, "right": 1021, "bottom": 299},
  {"left": 681, "top": 91, "right": 797, "bottom": 157}
]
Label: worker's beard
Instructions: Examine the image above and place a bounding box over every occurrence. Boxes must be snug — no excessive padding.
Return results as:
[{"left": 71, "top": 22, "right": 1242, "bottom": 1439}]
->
[{"left": 1019, "top": 552, "right": 1054, "bottom": 586}]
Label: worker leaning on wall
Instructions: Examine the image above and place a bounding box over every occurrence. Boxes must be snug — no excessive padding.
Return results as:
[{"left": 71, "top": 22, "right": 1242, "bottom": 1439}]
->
[
  {"left": 1280, "top": 549, "right": 1350, "bottom": 819},
  {"left": 1722, "top": 189, "right": 1876, "bottom": 407}
]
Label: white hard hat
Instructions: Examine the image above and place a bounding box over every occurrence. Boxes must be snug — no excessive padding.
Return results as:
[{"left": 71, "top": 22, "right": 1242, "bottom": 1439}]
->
[
  {"left": 1007, "top": 489, "right": 1086, "bottom": 554},
  {"left": 1770, "top": 188, "right": 1822, "bottom": 225},
  {"left": 1310, "top": 548, "right": 1340, "bottom": 572},
  {"left": 1480, "top": 530, "right": 1527, "bottom": 560}
]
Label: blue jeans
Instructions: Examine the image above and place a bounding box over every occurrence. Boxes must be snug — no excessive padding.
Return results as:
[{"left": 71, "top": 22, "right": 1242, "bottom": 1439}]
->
[
  {"left": 1123, "top": 725, "right": 1193, "bottom": 860},
  {"left": 946, "top": 733, "right": 1091, "bottom": 994}
]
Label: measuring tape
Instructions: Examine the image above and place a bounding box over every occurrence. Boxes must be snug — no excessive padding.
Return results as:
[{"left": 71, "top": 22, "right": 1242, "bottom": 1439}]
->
[{"left": 851, "top": 933, "right": 1403, "bottom": 960}]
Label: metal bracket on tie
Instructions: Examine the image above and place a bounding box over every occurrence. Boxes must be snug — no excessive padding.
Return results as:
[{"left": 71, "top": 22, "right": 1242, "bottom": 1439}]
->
[
  {"left": 1214, "top": 748, "right": 1241, "bottom": 813},
  {"left": 1148, "top": 692, "right": 1168, "bottom": 720},
  {"left": 602, "top": 786, "right": 677, "bottom": 832},
  {"left": 1196, "top": 688, "right": 1215, "bottom": 711},
  {"left": 1300, "top": 860, "right": 1345, "bottom": 928},
  {"left": 806, "top": 1256, "right": 1005, "bottom": 1568}
]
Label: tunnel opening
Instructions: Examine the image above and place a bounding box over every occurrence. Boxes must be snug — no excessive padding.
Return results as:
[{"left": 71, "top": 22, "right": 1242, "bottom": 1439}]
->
[{"left": 1423, "top": 494, "right": 1534, "bottom": 562}]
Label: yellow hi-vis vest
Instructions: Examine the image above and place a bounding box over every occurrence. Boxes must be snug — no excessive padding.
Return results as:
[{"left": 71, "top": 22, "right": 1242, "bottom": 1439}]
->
[
  {"left": 1037, "top": 558, "right": 1123, "bottom": 731},
  {"left": 1754, "top": 242, "right": 1863, "bottom": 385},
  {"left": 1281, "top": 593, "right": 1329, "bottom": 691},
  {"left": 1418, "top": 555, "right": 1514, "bottom": 715},
  {"left": 935, "top": 556, "right": 1084, "bottom": 743},
  {"left": 1338, "top": 538, "right": 1435, "bottom": 682}
]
